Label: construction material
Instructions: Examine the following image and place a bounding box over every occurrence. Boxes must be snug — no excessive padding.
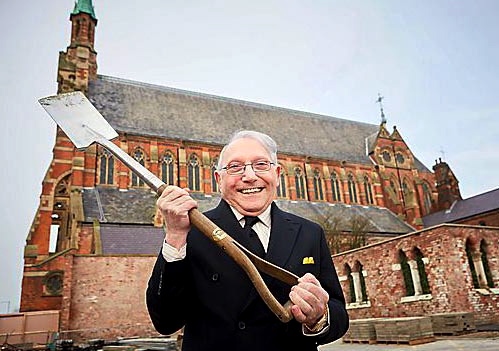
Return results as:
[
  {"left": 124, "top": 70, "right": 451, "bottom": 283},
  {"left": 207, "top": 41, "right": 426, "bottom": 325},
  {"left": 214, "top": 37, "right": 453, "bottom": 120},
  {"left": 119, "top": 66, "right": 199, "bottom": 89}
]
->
[
  {"left": 430, "top": 312, "right": 476, "bottom": 335},
  {"left": 374, "top": 317, "right": 435, "bottom": 345},
  {"left": 342, "top": 318, "right": 380, "bottom": 343}
]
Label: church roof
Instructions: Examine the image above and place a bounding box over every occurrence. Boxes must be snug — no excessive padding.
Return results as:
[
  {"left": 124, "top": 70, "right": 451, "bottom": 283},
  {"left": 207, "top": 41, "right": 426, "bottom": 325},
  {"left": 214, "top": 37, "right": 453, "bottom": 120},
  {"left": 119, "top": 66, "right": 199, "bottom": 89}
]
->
[
  {"left": 83, "top": 187, "right": 413, "bottom": 250},
  {"left": 87, "top": 75, "right": 380, "bottom": 165},
  {"left": 422, "top": 187, "right": 499, "bottom": 227}
]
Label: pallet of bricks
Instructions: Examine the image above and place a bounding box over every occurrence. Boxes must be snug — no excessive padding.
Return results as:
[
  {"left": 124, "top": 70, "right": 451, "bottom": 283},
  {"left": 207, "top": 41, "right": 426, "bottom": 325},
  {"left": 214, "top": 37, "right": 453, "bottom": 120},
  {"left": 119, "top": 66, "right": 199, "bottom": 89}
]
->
[
  {"left": 373, "top": 317, "right": 435, "bottom": 345},
  {"left": 430, "top": 312, "right": 476, "bottom": 335},
  {"left": 342, "top": 318, "right": 380, "bottom": 344}
]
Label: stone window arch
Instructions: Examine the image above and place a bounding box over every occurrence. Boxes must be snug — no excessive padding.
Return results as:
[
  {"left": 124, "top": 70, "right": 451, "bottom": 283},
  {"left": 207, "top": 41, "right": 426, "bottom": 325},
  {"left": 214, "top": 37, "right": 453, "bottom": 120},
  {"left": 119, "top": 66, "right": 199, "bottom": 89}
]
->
[
  {"left": 131, "top": 148, "right": 146, "bottom": 187},
  {"left": 422, "top": 182, "right": 433, "bottom": 214},
  {"left": 160, "top": 151, "right": 175, "bottom": 186},
  {"left": 188, "top": 153, "right": 201, "bottom": 191},
  {"left": 276, "top": 164, "right": 287, "bottom": 198},
  {"left": 388, "top": 177, "right": 400, "bottom": 203},
  {"left": 331, "top": 172, "right": 342, "bottom": 202},
  {"left": 313, "top": 168, "right": 324, "bottom": 201},
  {"left": 402, "top": 179, "right": 414, "bottom": 205},
  {"left": 352, "top": 261, "right": 368, "bottom": 303},
  {"left": 347, "top": 173, "right": 358, "bottom": 203},
  {"left": 413, "top": 247, "right": 431, "bottom": 295},
  {"left": 294, "top": 167, "right": 307, "bottom": 200},
  {"left": 466, "top": 238, "right": 495, "bottom": 288},
  {"left": 98, "top": 148, "right": 114, "bottom": 185},
  {"left": 363, "top": 175, "right": 374, "bottom": 204},
  {"left": 480, "top": 239, "right": 495, "bottom": 288}
]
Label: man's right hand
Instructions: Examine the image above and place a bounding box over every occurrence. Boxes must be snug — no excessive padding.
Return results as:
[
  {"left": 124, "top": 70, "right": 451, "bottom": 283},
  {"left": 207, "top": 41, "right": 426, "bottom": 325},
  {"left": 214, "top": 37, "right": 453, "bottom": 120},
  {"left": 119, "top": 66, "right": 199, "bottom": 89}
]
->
[{"left": 156, "top": 186, "right": 198, "bottom": 249}]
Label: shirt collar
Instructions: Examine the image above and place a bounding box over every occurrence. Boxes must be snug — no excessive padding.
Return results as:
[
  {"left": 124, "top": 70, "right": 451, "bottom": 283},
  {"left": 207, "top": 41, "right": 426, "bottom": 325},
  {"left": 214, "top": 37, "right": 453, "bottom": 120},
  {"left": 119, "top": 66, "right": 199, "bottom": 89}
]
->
[{"left": 230, "top": 203, "right": 272, "bottom": 228}]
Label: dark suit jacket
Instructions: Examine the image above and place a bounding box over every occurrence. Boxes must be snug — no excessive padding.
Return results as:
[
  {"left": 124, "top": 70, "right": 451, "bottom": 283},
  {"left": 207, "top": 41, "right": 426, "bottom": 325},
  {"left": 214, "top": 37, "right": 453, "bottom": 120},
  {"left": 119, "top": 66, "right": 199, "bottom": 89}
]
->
[{"left": 146, "top": 200, "right": 349, "bottom": 351}]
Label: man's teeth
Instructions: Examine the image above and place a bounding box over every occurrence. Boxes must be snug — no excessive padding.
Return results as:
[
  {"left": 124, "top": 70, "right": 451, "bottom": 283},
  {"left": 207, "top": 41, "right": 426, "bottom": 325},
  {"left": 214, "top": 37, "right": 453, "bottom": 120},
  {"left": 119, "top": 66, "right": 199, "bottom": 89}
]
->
[{"left": 241, "top": 188, "right": 262, "bottom": 194}]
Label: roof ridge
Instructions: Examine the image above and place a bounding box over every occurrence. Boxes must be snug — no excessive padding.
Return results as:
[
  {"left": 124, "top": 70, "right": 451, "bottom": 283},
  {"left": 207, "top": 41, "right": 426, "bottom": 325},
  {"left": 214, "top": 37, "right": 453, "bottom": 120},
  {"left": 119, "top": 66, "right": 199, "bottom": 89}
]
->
[
  {"left": 96, "top": 74, "right": 376, "bottom": 127},
  {"left": 463, "top": 186, "right": 499, "bottom": 201}
]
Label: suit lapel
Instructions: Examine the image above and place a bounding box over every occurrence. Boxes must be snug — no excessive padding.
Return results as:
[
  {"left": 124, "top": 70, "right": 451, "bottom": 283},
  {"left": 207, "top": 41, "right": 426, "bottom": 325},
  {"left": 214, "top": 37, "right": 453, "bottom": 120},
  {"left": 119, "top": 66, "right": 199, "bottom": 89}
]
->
[
  {"left": 265, "top": 202, "right": 301, "bottom": 269},
  {"left": 210, "top": 201, "right": 301, "bottom": 312}
]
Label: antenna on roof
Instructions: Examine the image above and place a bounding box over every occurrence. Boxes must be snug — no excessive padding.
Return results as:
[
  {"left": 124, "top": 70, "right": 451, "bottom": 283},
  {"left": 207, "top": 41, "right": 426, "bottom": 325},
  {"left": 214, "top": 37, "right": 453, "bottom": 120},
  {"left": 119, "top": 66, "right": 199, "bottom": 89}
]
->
[{"left": 375, "top": 93, "right": 386, "bottom": 124}]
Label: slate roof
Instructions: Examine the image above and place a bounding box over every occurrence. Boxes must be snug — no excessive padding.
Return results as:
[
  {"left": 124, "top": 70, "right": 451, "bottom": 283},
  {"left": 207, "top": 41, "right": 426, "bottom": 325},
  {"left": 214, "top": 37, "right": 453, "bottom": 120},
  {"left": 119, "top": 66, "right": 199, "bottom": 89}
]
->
[
  {"left": 100, "top": 224, "right": 164, "bottom": 255},
  {"left": 96, "top": 194, "right": 412, "bottom": 255},
  {"left": 88, "top": 75, "right": 380, "bottom": 165},
  {"left": 423, "top": 187, "right": 499, "bottom": 227},
  {"left": 275, "top": 200, "right": 414, "bottom": 234},
  {"left": 84, "top": 187, "right": 413, "bottom": 234}
]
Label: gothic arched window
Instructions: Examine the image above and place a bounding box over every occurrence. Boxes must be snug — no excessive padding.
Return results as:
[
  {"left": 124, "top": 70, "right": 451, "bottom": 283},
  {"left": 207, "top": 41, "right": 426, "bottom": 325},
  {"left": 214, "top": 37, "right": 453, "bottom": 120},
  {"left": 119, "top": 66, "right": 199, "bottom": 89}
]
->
[
  {"left": 294, "top": 167, "right": 306, "bottom": 200},
  {"left": 313, "top": 168, "right": 324, "bottom": 201},
  {"left": 188, "top": 154, "right": 201, "bottom": 191},
  {"left": 276, "top": 165, "right": 287, "bottom": 198},
  {"left": 350, "top": 261, "right": 369, "bottom": 303},
  {"left": 131, "top": 148, "right": 145, "bottom": 187},
  {"left": 402, "top": 180, "right": 412, "bottom": 205},
  {"left": 414, "top": 247, "right": 431, "bottom": 294},
  {"left": 399, "top": 250, "right": 414, "bottom": 296},
  {"left": 363, "top": 175, "right": 374, "bottom": 204},
  {"left": 481, "top": 239, "right": 494, "bottom": 288},
  {"left": 422, "top": 182, "right": 433, "bottom": 215},
  {"left": 347, "top": 173, "right": 358, "bottom": 203},
  {"left": 331, "top": 172, "right": 342, "bottom": 202},
  {"left": 161, "top": 152, "right": 175, "bottom": 186},
  {"left": 344, "top": 264, "right": 355, "bottom": 304},
  {"left": 99, "top": 148, "right": 114, "bottom": 185}
]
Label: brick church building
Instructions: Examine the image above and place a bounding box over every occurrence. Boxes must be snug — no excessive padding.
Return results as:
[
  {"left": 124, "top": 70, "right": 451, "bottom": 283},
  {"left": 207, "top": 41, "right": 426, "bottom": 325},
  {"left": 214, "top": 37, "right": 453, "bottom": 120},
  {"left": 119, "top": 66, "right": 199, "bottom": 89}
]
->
[{"left": 21, "top": 0, "right": 498, "bottom": 340}]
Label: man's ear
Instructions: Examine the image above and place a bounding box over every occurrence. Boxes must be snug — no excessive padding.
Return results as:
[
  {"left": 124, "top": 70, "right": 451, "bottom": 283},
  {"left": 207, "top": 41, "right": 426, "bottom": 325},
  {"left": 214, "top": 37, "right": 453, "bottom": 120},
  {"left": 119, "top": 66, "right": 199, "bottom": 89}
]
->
[
  {"left": 214, "top": 171, "right": 222, "bottom": 191},
  {"left": 275, "top": 164, "right": 282, "bottom": 186}
]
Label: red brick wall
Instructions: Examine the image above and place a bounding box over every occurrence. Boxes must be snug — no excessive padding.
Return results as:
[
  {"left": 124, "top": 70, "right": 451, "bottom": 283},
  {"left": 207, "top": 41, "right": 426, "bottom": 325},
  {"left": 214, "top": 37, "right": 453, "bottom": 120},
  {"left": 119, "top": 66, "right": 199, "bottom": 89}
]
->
[
  {"left": 333, "top": 224, "right": 499, "bottom": 325},
  {"left": 456, "top": 210, "right": 499, "bottom": 227},
  {"left": 64, "top": 256, "right": 160, "bottom": 340},
  {"left": 20, "top": 254, "right": 72, "bottom": 312}
]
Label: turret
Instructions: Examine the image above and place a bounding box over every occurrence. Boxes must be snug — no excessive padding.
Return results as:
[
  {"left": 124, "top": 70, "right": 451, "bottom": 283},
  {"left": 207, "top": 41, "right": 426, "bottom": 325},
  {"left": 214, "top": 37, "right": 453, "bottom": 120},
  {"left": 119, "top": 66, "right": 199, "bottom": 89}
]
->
[
  {"left": 433, "top": 158, "right": 462, "bottom": 211},
  {"left": 57, "top": 0, "right": 98, "bottom": 93}
]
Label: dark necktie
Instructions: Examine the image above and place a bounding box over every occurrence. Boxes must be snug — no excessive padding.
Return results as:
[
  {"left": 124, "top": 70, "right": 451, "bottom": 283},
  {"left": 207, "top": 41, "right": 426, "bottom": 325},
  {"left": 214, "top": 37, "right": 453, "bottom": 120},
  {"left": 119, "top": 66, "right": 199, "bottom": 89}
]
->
[{"left": 243, "top": 216, "right": 265, "bottom": 258}]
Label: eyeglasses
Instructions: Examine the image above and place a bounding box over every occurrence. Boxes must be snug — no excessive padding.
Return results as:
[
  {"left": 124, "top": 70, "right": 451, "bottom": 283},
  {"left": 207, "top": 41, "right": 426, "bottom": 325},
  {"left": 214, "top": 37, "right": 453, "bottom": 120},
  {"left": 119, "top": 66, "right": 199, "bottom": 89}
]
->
[{"left": 220, "top": 161, "right": 275, "bottom": 175}]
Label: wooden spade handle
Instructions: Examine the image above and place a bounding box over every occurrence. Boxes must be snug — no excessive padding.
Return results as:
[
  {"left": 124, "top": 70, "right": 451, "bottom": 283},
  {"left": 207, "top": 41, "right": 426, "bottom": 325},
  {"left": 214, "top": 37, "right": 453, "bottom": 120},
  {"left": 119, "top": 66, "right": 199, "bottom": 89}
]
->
[{"left": 157, "top": 185, "right": 295, "bottom": 322}]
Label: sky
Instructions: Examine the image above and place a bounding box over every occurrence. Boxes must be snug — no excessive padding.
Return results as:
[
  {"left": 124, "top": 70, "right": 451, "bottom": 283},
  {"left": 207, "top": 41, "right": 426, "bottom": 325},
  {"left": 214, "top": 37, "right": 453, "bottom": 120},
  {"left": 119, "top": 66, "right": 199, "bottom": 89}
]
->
[{"left": 1, "top": 0, "right": 498, "bottom": 313}]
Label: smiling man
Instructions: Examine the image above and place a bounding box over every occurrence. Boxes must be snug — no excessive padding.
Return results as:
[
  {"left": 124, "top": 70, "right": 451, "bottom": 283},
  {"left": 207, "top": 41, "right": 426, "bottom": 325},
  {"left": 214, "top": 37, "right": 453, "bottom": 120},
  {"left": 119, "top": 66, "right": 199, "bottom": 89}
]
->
[{"left": 147, "top": 130, "right": 349, "bottom": 351}]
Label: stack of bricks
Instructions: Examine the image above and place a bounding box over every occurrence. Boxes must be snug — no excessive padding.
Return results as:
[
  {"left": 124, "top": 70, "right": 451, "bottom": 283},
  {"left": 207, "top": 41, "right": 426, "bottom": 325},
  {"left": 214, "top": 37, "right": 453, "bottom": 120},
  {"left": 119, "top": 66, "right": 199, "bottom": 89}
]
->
[
  {"left": 342, "top": 318, "right": 379, "bottom": 343},
  {"left": 373, "top": 317, "right": 435, "bottom": 345},
  {"left": 430, "top": 312, "right": 476, "bottom": 335}
]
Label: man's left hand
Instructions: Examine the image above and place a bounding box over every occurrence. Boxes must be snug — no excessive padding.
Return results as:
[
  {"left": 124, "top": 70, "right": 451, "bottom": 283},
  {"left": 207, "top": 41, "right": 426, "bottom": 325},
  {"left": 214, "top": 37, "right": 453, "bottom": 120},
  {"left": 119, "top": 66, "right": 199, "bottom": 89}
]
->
[{"left": 289, "top": 273, "right": 329, "bottom": 327}]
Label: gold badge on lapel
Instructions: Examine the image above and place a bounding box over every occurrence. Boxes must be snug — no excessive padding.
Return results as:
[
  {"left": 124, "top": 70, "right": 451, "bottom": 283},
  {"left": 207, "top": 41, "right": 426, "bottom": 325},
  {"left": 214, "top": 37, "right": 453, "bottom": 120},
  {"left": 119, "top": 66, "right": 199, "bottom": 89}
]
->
[{"left": 302, "top": 257, "right": 315, "bottom": 265}]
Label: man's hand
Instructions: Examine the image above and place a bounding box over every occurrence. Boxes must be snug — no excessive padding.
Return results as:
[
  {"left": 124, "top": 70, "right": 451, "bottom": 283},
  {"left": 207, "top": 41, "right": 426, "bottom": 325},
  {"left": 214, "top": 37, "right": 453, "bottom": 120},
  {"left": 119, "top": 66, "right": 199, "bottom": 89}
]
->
[
  {"left": 156, "top": 186, "right": 198, "bottom": 249},
  {"left": 289, "top": 273, "right": 329, "bottom": 327}
]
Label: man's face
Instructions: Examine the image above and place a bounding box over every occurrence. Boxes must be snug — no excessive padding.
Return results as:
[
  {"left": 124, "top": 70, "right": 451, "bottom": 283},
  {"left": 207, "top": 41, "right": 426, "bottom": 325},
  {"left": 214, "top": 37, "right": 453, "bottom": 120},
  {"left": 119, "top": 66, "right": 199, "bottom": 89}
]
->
[{"left": 216, "top": 137, "right": 281, "bottom": 216}]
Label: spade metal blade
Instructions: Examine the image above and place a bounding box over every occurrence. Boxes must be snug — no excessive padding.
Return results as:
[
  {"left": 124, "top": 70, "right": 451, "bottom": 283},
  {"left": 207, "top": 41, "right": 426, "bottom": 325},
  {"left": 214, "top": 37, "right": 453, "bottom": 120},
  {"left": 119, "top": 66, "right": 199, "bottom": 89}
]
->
[{"left": 38, "top": 91, "right": 118, "bottom": 150}]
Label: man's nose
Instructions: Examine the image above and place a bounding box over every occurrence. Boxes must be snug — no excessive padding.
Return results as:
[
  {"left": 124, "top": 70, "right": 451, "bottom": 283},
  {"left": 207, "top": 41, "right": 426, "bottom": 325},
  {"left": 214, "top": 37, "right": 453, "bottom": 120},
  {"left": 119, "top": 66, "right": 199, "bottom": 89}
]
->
[{"left": 241, "top": 164, "right": 258, "bottom": 178}]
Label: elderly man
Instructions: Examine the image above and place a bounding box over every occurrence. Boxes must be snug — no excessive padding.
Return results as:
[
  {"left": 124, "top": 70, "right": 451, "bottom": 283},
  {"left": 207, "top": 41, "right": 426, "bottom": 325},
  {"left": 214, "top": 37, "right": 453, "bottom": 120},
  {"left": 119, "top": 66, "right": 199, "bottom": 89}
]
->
[{"left": 147, "top": 130, "right": 348, "bottom": 351}]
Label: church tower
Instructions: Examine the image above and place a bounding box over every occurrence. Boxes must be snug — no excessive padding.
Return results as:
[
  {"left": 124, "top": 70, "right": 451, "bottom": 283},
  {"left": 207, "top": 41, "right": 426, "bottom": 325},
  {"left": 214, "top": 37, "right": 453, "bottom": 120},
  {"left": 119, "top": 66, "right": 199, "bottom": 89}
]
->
[
  {"left": 57, "top": 0, "right": 98, "bottom": 93},
  {"left": 433, "top": 158, "right": 462, "bottom": 211},
  {"left": 20, "top": 1, "right": 99, "bottom": 316}
]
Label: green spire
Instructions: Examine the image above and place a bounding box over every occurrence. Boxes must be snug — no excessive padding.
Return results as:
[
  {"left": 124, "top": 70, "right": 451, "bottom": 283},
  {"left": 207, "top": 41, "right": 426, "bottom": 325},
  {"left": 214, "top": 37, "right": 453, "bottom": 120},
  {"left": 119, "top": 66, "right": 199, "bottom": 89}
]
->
[{"left": 71, "top": 0, "right": 97, "bottom": 20}]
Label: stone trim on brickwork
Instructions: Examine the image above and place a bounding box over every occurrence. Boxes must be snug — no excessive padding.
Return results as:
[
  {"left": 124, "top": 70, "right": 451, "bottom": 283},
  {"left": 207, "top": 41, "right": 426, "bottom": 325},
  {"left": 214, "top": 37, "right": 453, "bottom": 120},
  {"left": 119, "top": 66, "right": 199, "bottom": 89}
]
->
[
  {"left": 347, "top": 301, "right": 372, "bottom": 310},
  {"left": 400, "top": 294, "right": 432, "bottom": 303}
]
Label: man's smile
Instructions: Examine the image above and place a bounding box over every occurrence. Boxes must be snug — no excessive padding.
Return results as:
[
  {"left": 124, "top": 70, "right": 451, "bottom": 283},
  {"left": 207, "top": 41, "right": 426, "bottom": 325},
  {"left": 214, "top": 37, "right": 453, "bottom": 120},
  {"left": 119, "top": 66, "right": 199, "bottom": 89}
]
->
[{"left": 239, "top": 187, "right": 264, "bottom": 194}]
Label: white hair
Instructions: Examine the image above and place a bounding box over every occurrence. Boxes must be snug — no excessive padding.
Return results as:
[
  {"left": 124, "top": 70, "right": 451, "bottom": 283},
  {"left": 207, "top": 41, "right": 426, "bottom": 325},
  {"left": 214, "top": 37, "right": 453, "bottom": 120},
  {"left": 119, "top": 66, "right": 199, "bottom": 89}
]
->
[{"left": 217, "top": 130, "right": 278, "bottom": 169}]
